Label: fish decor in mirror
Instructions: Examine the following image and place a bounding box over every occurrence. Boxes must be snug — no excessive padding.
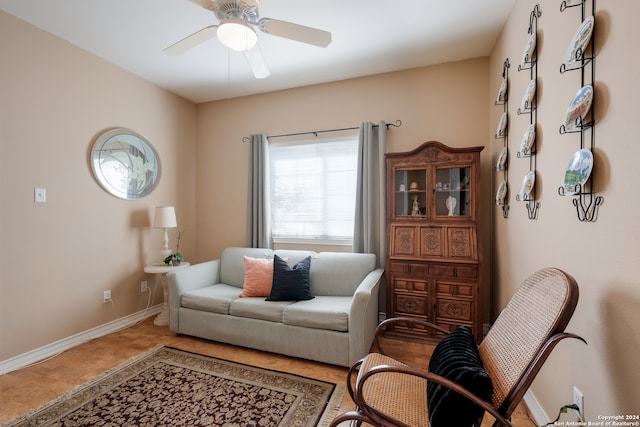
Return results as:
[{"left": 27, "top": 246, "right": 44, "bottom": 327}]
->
[{"left": 90, "top": 128, "right": 160, "bottom": 200}]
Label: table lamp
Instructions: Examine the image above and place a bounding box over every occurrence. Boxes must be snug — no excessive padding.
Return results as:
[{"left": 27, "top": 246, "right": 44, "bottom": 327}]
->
[{"left": 153, "top": 206, "right": 177, "bottom": 260}]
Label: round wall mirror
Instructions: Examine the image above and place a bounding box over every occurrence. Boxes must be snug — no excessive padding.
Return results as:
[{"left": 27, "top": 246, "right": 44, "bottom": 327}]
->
[{"left": 90, "top": 128, "right": 160, "bottom": 199}]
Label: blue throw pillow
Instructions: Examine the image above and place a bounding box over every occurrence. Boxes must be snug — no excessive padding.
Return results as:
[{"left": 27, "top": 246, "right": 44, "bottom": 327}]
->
[
  {"left": 427, "top": 326, "right": 493, "bottom": 427},
  {"left": 266, "top": 254, "right": 314, "bottom": 301}
]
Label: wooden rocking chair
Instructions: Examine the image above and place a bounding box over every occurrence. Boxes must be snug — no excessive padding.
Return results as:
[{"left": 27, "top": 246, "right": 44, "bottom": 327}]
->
[{"left": 330, "top": 267, "right": 587, "bottom": 427}]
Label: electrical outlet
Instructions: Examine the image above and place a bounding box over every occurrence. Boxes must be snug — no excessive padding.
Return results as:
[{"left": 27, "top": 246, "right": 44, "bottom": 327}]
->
[
  {"left": 573, "top": 386, "right": 584, "bottom": 421},
  {"left": 140, "top": 281, "right": 149, "bottom": 293},
  {"left": 103, "top": 290, "right": 112, "bottom": 303}
]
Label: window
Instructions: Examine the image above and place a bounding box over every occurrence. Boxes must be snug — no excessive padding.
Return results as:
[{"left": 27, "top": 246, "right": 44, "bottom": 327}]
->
[{"left": 269, "top": 136, "right": 359, "bottom": 244}]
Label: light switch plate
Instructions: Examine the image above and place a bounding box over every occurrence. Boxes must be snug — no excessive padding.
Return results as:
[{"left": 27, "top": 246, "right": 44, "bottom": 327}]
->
[{"left": 34, "top": 188, "right": 47, "bottom": 203}]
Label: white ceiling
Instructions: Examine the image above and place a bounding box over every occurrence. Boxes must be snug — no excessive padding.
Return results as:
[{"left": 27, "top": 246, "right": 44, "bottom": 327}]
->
[{"left": 0, "top": 0, "right": 515, "bottom": 104}]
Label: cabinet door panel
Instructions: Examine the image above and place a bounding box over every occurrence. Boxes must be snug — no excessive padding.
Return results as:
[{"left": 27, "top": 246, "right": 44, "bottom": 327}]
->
[
  {"left": 390, "top": 226, "right": 418, "bottom": 256},
  {"left": 446, "top": 227, "right": 477, "bottom": 260},
  {"left": 395, "top": 294, "right": 428, "bottom": 316},
  {"left": 435, "top": 298, "right": 473, "bottom": 322},
  {"left": 419, "top": 226, "right": 445, "bottom": 257}
]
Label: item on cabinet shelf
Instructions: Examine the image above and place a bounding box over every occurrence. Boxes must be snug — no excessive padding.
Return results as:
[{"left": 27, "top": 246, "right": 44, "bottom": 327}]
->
[
  {"left": 496, "top": 147, "right": 508, "bottom": 171},
  {"left": 496, "top": 180, "right": 508, "bottom": 205},
  {"left": 409, "top": 181, "right": 420, "bottom": 191},
  {"left": 564, "top": 15, "right": 594, "bottom": 68},
  {"left": 411, "top": 195, "right": 421, "bottom": 216},
  {"left": 520, "top": 32, "right": 537, "bottom": 68},
  {"left": 519, "top": 124, "right": 536, "bottom": 156},
  {"left": 445, "top": 195, "right": 457, "bottom": 216},
  {"left": 564, "top": 85, "right": 594, "bottom": 131},
  {"left": 399, "top": 181, "right": 406, "bottom": 192},
  {"left": 519, "top": 171, "right": 536, "bottom": 200},
  {"left": 562, "top": 149, "right": 594, "bottom": 195},
  {"left": 519, "top": 79, "right": 537, "bottom": 111},
  {"left": 496, "top": 78, "right": 508, "bottom": 103},
  {"left": 495, "top": 112, "right": 508, "bottom": 138}
]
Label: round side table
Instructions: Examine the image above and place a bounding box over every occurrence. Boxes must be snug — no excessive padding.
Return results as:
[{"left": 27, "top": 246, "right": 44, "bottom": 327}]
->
[{"left": 144, "top": 262, "right": 190, "bottom": 326}]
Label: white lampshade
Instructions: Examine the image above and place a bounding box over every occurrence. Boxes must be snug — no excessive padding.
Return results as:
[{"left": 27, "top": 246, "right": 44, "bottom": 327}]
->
[
  {"left": 217, "top": 18, "right": 257, "bottom": 51},
  {"left": 154, "top": 206, "right": 177, "bottom": 229}
]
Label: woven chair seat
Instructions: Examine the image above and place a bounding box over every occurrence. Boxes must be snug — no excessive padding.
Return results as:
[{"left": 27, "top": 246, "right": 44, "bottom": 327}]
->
[{"left": 359, "top": 352, "right": 430, "bottom": 427}]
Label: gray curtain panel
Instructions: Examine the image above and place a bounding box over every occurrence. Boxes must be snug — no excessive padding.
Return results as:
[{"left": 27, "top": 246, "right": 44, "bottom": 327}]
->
[
  {"left": 353, "top": 121, "right": 387, "bottom": 267},
  {"left": 246, "top": 133, "right": 272, "bottom": 248}
]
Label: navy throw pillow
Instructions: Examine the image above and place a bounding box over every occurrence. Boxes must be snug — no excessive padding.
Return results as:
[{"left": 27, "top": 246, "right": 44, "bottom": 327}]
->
[
  {"left": 266, "top": 254, "right": 314, "bottom": 301},
  {"left": 427, "top": 326, "right": 493, "bottom": 427}
]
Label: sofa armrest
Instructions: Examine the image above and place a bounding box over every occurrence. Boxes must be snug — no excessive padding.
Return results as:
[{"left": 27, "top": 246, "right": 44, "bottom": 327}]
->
[
  {"left": 167, "top": 259, "right": 220, "bottom": 331},
  {"left": 348, "top": 268, "right": 384, "bottom": 365}
]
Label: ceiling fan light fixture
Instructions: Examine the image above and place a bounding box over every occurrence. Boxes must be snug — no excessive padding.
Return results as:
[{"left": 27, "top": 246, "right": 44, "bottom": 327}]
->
[{"left": 217, "top": 18, "right": 257, "bottom": 51}]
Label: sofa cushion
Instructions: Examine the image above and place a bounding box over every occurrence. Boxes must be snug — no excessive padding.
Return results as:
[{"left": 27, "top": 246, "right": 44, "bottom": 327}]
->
[
  {"left": 267, "top": 255, "right": 314, "bottom": 301},
  {"left": 180, "top": 284, "right": 241, "bottom": 314},
  {"left": 219, "top": 247, "right": 275, "bottom": 288},
  {"left": 229, "top": 298, "right": 294, "bottom": 322},
  {"left": 240, "top": 256, "right": 276, "bottom": 297},
  {"left": 309, "top": 252, "right": 377, "bottom": 296},
  {"left": 283, "top": 297, "right": 351, "bottom": 332},
  {"left": 427, "top": 326, "right": 493, "bottom": 427}
]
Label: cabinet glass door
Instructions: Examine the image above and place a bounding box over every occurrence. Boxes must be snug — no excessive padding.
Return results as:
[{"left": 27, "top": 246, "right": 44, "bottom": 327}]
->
[
  {"left": 435, "top": 167, "right": 471, "bottom": 217},
  {"left": 394, "top": 169, "right": 426, "bottom": 217}
]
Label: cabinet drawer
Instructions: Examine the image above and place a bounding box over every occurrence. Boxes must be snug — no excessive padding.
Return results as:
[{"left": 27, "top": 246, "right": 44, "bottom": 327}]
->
[
  {"left": 430, "top": 264, "right": 477, "bottom": 278},
  {"left": 435, "top": 298, "right": 473, "bottom": 322},
  {"left": 394, "top": 279, "right": 428, "bottom": 293},
  {"left": 395, "top": 294, "right": 428, "bottom": 316},
  {"left": 388, "top": 261, "right": 429, "bottom": 276},
  {"left": 436, "top": 282, "right": 474, "bottom": 298}
]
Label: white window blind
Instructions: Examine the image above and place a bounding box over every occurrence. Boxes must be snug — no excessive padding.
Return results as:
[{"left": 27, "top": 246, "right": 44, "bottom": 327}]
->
[{"left": 269, "top": 136, "right": 358, "bottom": 244}]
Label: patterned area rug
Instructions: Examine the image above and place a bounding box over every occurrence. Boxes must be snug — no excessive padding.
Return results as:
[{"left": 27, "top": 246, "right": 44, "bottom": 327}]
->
[{"left": 7, "top": 346, "right": 345, "bottom": 427}]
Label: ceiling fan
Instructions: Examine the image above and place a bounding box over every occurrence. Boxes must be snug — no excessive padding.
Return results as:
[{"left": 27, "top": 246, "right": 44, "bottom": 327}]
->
[{"left": 164, "top": 0, "right": 332, "bottom": 79}]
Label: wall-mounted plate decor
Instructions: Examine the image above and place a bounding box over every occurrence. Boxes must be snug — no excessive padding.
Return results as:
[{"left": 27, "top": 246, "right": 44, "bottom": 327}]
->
[
  {"left": 495, "top": 112, "right": 508, "bottom": 138},
  {"left": 564, "top": 15, "right": 594, "bottom": 68},
  {"left": 563, "top": 148, "right": 593, "bottom": 195},
  {"left": 520, "top": 33, "right": 536, "bottom": 68},
  {"left": 564, "top": 84, "right": 593, "bottom": 131},
  {"left": 519, "top": 124, "right": 536, "bottom": 155},
  {"left": 90, "top": 128, "right": 160, "bottom": 200},
  {"left": 496, "top": 78, "right": 508, "bottom": 104},
  {"left": 519, "top": 79, "right": 537, "bottom": 111},
  {"left": 496, "top": 179, "right": 508, "bottom": 205},
  {"left": 496, "top": 147, "right": 508, "bottom": 171},
  {"left": 519, "top": 171, "right": 536, "bottom": 200}
]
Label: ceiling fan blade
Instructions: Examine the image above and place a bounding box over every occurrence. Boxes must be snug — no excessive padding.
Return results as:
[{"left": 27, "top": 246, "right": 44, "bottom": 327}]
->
[
  {"left": 258, "top": 18, "right": 331, "bottom": 48},
  {"left": 164, "top": 25, "right": 218, "bottom": 55},
  {"left": 187, "top": 0, "right": 216, "bottom": 11},
  {"left": 244, "top": 46, "right": 270, "bottom": 79}
]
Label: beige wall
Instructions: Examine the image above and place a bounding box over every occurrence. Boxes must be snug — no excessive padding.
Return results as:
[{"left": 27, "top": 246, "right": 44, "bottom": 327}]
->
[
  {"left": 3, "top": 1, "right": 638, "bottom": 422},
  {"left": 489, "top": 0, "right": 639, "bottom": 420},
  {"left": 194, "top": 58, "right": 491, "bottom": 309},
  {"left": 0, "top": 12, "right": 197, "bottom": 360}
]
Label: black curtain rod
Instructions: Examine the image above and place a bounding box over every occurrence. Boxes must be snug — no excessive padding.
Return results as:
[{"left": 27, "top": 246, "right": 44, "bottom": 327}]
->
[{"left": 242, "top": 120, "right": 402, "bottom": 142}]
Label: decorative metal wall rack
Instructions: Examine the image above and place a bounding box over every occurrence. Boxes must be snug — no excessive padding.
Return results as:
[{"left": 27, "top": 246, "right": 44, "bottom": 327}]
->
[
  {"left": 557, "top": 0, "right": 602, "bottom": 222},
  {"left": 495, "top": 58, "right": 510, "bottom": 218},
  {"left": 515, "top": 4, "right": 541, "bottom": 220}
]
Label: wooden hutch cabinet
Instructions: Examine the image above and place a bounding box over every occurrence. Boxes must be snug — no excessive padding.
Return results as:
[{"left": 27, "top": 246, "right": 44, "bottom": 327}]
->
[{"left": 385, "top": 141, "right": 484, "bottom": 342}]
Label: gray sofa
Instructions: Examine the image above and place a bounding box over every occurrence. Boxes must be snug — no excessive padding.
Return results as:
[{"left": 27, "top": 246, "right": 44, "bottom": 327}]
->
[{"left": 167, "top": 247, "right": 383, "bottom": 367}]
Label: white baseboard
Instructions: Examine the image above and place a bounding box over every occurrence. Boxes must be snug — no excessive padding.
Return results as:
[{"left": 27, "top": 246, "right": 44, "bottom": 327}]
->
[
  {"left": 524, "top": 389, "right": 549, "bottom": 426},
  {"left": 0, "top": 305, "right": 162, "bottom": 375}
]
